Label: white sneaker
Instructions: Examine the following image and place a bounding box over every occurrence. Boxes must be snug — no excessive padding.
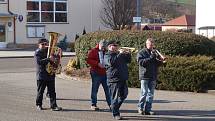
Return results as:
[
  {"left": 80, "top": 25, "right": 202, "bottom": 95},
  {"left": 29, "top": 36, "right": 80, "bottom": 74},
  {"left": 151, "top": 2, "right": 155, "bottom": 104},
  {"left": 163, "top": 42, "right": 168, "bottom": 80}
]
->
[
  {"left": 138, "top": 109, "right": 144, "bottom": 115},
  {"left": 90, "top": 105, "right": 99, "bottom": 111}
]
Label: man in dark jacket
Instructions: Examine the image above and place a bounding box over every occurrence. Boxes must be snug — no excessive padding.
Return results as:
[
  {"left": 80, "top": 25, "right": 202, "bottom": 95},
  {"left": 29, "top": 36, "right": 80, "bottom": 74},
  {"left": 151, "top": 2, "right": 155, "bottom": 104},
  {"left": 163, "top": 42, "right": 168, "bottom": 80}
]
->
[
  {"left": 86, "top": 40, "right": 111, "bottom": 111},
  {"left": 104, "top": 40, "right": 131, "bottom": 120},
  {"left": 34, "top": 38, "right": 62, "bottom": 111},
  {"left": 137, "top": 38, "right": 164, "bottom": 115}
]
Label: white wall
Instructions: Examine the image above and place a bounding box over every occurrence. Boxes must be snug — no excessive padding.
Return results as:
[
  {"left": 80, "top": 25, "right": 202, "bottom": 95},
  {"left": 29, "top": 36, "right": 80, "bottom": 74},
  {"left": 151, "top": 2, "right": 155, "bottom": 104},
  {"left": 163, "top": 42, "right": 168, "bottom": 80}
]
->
[
  {"left": 196, "top": 0, "right": 215, "bottom": 38},
  {"left": 9, "top": 0, "right": 107, "bottom": 44}
]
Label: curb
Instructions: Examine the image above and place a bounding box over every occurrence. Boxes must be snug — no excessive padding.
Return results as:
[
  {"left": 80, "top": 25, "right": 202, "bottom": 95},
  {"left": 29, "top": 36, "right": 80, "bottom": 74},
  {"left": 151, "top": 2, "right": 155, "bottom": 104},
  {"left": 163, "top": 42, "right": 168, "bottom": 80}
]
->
[
  {"left": 208, "top": 90, "right": 215, "bottom": 95},
  {"left": 56, "top": 72, "right": 90, "bottom": 82},
  {"left": 0, "top": 54, "right": 75, "bottom": 59}
]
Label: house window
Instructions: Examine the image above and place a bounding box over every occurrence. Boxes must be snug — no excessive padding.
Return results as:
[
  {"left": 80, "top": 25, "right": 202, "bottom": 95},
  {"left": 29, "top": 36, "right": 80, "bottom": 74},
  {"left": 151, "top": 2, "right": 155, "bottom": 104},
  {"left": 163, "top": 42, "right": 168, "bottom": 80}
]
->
[
  {"left": 0, "top": 0, "right": 7, "bottom": 3},
  {"left": 27, "top": 0, "right": 67, "bottom": 23},
  {"left": 27, "top": 26, "right": 45, "bottom": 38}
]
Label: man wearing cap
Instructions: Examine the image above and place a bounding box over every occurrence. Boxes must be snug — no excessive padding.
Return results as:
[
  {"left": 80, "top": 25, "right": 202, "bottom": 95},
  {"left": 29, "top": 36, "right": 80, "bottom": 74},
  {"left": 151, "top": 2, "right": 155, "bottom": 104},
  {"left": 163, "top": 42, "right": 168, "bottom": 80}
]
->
[
  {"left": 104, "top": 40, "right": 131, "bottom": 120},
  {"left": 34, "top": 38, "right": 62, "bottom": 111},
  {"left": 86, "top": 39, "right": 111, "bottom": 111}
]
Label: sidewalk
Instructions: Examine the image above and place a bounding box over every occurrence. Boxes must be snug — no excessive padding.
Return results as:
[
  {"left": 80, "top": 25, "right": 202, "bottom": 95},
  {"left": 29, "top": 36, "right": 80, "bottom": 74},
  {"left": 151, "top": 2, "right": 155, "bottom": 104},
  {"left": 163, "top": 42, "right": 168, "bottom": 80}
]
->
[{"left": 0, "top": 50, "right": 75, "bottom": 58}]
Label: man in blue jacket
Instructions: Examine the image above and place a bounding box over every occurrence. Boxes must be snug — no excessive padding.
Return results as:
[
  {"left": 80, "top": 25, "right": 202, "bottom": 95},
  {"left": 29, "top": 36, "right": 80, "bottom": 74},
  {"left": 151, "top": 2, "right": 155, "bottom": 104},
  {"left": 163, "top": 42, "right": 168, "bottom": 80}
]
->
[
  {"left": 34, "top": 38, "right": 62, "bottom": 111},
  {"left": 104, "top": 40, "right": 131, "bottom": 120},
  {"left": 137, "top": 38, "right": 164, "bottom": 115}
]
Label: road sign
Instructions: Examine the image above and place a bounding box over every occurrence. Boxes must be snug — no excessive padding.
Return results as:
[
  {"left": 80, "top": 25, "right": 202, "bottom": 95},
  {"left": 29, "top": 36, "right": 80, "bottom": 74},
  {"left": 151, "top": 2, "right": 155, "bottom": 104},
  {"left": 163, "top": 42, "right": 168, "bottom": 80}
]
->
[{"left": 133, "top": 17, "right": 142, "bottom": 23}]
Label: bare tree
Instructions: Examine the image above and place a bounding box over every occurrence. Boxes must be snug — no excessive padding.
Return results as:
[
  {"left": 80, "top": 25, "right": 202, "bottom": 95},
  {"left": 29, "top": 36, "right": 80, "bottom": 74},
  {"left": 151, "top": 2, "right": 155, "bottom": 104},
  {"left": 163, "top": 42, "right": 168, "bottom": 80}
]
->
[{"left": 100, "top": 0, "right": 135, "bottom": 30}]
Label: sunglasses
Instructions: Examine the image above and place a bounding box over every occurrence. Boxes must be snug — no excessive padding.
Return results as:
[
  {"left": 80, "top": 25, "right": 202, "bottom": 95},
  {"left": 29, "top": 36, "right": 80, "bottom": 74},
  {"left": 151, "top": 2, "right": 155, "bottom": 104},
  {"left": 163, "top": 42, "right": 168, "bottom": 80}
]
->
[{"left": 41, "top": 43, "right": 48, "bottom": 45}]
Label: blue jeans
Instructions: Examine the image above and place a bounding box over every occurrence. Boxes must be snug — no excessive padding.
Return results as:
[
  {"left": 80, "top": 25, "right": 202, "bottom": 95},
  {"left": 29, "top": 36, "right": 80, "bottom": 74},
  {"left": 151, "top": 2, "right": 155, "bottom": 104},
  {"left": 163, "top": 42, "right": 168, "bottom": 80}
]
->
[
  {"left": 90, "top": 71, "right": 111, "bottom": 106},
  {"left": 108, "top": 81, "right": 128, "bottom": 117},
  {"left": 138, "top": 79, "right": 156, "bottom": 112}
]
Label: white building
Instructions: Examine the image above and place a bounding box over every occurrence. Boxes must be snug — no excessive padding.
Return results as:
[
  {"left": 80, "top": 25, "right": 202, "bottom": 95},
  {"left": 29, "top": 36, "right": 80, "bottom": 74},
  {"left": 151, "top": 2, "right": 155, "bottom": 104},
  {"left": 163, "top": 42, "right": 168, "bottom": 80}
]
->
[
  {"left": 196, "top": 0, "right": 215, "bottom": 38},
  {"left": 0, "top": 0, "right": 106, "bottom": 49}
]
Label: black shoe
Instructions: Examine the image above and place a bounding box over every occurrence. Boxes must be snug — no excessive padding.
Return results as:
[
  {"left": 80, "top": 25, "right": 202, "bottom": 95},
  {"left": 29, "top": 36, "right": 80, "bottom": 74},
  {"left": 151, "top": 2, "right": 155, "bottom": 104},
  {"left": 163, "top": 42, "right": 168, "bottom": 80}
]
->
[
  {"left": 51, "top": 107, "right": 62, "bottom": 111},
  {"left": 145, "top": 111, "right": 155, "bottom": 115},
  {"left": 109, "top": 105, "right": 112, "bottom": 112},
  {"left": 36, "top": 105, "right": 43, "bottom": 110}
]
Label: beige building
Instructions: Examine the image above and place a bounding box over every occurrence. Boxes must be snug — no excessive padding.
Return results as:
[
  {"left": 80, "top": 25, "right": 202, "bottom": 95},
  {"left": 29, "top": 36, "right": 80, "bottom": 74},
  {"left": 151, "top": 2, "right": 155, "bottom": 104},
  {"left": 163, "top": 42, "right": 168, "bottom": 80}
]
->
[
  {"left": 0, "top": 0, "right": 106, "bottom": 49},
  {"left": 162, "top": 15, "right": 195, "bottom": 33}
]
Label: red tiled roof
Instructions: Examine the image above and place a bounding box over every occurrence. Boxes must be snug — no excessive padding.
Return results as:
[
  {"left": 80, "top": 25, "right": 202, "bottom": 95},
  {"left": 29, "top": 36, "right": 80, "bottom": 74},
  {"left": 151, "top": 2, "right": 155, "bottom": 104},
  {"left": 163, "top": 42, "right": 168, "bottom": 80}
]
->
[{"left": 163, "top": 15, "right": 195, "bottom": 26}]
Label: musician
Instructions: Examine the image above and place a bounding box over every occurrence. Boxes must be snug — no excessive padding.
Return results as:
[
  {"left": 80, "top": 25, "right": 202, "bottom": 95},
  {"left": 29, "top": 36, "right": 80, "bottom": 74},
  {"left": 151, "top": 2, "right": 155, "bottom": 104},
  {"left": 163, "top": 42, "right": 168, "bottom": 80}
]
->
[
  {"left": 137, "top": 38, "right": 164, "bottom": 115},
  {"left": 86, "top": 39, "right": 111, "bottom": 111},
  {"left": 104, "top": 40, "right": 131, "bottom": 120},
  {"left": 34, "top": 38, "right": 62, "bottom": 111}
]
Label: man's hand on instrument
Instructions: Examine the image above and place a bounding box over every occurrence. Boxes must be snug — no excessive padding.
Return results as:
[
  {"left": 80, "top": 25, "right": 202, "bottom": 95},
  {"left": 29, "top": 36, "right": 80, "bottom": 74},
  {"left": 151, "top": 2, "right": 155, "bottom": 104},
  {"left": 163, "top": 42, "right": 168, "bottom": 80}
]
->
[{"left": 49, "top": 56, "right": 55, "bottom": 62}]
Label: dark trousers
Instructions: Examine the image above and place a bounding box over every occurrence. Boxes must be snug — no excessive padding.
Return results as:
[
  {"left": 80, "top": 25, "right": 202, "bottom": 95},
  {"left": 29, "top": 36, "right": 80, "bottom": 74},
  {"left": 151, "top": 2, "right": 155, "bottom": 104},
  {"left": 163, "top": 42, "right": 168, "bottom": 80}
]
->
[
  {"left": 108, "top": 81, "right": 128, "bottom": 117},
  {"left": 90, "top": 71, "right": 111, "bottom": 106},
  {"left": 36, "top": 79, "right": 57, "bottom": 108}
]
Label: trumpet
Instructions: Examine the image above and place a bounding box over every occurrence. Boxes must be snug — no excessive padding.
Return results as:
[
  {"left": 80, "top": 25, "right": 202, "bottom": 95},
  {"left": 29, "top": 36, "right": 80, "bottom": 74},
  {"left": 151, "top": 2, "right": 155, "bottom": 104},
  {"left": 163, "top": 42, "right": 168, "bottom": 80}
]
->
[
  {"left": 118, "top": 47, "right": 138, "bottom": 53},
  {"left": 152, "top": 49, "right": 167, "bottom": 63}
]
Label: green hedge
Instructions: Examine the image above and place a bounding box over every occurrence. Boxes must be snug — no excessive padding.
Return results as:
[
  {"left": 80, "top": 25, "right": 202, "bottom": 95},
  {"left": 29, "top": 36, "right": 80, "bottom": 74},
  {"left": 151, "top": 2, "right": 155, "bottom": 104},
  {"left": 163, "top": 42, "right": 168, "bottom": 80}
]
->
[
  {"left": 158, "top": 56, "right": 215, "bottom": 92},
  {"left": 75, "top": 30, "right": 215, "bottom": 92},
  {"left": 75, "top": 30, "right": 215, "bottom": 68},
  {"left": 128, "top": 55, "right": 215, "bottom": 92}
]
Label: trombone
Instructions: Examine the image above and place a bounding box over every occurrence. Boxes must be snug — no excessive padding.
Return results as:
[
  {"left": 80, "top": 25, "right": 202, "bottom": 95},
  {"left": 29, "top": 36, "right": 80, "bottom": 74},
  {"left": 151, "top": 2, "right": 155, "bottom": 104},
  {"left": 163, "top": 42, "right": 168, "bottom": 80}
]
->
[{"left": 152, "top": 49, "right": 167, "bottom": 63}]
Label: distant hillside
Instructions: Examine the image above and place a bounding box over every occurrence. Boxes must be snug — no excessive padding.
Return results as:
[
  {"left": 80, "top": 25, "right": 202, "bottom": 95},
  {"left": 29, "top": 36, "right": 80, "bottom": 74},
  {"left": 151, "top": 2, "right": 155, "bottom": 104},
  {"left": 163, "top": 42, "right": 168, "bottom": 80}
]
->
[
  {"left": 165, "top": 0, "right": 196, "bottom": 6},
  {"left": 141, "top": 0, "right": 196, "bottom": 21}
]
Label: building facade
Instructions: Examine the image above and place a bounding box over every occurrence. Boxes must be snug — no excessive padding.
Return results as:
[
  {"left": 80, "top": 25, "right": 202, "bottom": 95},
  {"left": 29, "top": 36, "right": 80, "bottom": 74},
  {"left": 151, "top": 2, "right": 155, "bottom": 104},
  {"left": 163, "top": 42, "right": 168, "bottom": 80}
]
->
[
  {"left": 0, "top": 0, "right": 106, "bottom": 48},
  {"left": 162, "top": 15, "right": 195, "bottom": 33},
  {"left": 196, "top": 0, "right": 215, "bottom": 38}
]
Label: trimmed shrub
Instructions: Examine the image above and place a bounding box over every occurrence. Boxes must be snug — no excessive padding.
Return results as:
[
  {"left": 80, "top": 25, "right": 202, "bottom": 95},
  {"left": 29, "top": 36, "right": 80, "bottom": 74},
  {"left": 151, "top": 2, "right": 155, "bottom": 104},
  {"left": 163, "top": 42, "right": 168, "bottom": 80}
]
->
[
  {"left": 75, "top": 30, "right": 215, "bottom": 68},
  {"left": 157, "top": 56, "right": 215, "bottom": 92},
  {"left": 75, "top": 30, "right": 215, "bottom": 92},
  {"left": 127, "top": 55, "right": 215, "bottom": 92}
]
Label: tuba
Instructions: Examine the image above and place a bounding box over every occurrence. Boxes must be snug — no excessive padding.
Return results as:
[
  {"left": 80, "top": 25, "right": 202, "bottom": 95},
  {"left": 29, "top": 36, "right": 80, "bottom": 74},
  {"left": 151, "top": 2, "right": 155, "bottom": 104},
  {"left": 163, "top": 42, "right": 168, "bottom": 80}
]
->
[{"left": 46, "top": 32, "right": 62, "bottom": 75}]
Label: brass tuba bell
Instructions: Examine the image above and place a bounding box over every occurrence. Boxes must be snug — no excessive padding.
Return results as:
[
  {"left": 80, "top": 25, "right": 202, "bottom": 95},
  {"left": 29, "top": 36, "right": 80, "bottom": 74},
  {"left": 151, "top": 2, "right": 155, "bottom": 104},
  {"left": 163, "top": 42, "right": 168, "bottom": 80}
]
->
[{"left": 46, "top": 32, "right": 62, "bottom": 75}]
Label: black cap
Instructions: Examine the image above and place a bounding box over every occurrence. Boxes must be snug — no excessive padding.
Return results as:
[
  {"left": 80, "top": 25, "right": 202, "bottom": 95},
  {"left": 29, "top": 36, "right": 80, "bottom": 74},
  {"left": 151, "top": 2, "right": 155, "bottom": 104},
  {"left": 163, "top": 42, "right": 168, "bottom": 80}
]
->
[
  {"left": 107, "top": 40, "right": 120, "bottom": 46},
  {"left": 38, "top": 38, "right": 48, "bottom": 44}
]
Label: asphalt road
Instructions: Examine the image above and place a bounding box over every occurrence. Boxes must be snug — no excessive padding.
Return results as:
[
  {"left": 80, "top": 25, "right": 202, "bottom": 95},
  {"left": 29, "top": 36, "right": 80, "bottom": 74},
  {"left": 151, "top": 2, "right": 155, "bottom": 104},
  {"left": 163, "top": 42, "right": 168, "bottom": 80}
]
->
[
  {"left": 0, "top": 57, "right": 215, "bottom": 121},
  {"left": 0, "top": 57, "right": 71, "bottom": 72}
]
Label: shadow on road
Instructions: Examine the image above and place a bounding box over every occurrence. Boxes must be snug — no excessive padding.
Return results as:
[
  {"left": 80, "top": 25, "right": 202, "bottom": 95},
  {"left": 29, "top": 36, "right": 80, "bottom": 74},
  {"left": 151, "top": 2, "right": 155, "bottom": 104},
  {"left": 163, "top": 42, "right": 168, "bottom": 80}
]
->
[
  {"left": 121, "top": 110, "right": 215, "bottom": 121},
  {"left": 121, "top": 115, "right": 215, "bottom": 121},
  {"left": 57, "top": 98, "right": 186, "bottom": 104},
  {"left": 123, "top": 99, "right": 186, "bottom": 104},
  {"left": 56, "top": 98, "right": 214, "bottom": 120},
  {"left": 61, "top": 108, "right": 111, "bottom": 112},
  {"left": 155, "top": 110, "right": 215, "bottom": 117}
]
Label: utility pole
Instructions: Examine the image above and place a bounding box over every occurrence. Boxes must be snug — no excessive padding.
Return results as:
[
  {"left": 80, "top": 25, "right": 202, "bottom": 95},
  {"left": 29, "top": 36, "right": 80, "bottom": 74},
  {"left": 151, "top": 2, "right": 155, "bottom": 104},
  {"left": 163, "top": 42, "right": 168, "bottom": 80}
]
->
[{"left": 136, "top": 0, "right": 141, "bottom": 30}]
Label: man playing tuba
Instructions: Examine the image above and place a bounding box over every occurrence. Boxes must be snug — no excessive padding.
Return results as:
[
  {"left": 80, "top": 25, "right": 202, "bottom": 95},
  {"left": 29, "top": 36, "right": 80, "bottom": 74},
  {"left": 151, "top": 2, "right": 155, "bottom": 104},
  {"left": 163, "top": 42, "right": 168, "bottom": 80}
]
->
[
  {"left": 46, "top": 32, "right": 62, "bottom": 75},
  {"left": 34, "top": 38, "right": 62, "bottom": 111}
]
